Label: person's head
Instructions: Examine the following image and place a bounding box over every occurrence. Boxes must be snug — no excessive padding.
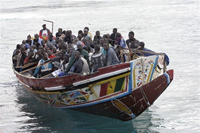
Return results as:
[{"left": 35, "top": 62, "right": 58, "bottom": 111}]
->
[
  {"left": 16, "top": 44, "right": 21, "bottom": 49},
  {"left": 78, "top": 30, "right": 83, "bottom": 34},
  {"left": 84, "top": 27, "right": 89, "bottom": 31},
  {"left": 103, "top": 42, "right": 109, "bottom": 50},
  {"left": 22, "top": 40, "right": 26, "bottom": 44},
  {"left": 58, "top": 28, "right": 62, "bottom": 33},
  {"left": 27, "top": 35, "right": 31, "bottom": 40},
  {"left": 138, "top": 42, "right": 145, "bottom": 50},
  {"left": 49, "top": 33, "right": 53, "bottom": 40},
  {"left": 83, "top": 29, "right": 88, "bottom": 36},
  {"left": 69, "top": 30, "right": 72, "bottom": 35},
  {"left": 43, "top": 52, "right": 48, "bottom": 60},
  {"left": 96, "top": 31, "right": 100, "bottom": 37},
  {"left": 58, "top": 52, "right": 64, "bottom": 60},
  {"left": 42, "top": 24, "right": 46, "bottom": 30},
  {"left": 34, "top": 34, "right": 39, "bottom": 39},
  {"left": 94, "top": 45, "right": 100, "bottom": 53},
  {"left": 115, "top": 32, "right": 121, "bottom": 39},
  {"left": 74, "top": 51, "right": 80, "bottom": 60},
  {"left": 128, "top": 31, "right": 134, "bottom": 40},
  {"left": 113, "top": 28, "right": 117, "bottom": 34},
  {"left": 47, "top": 50, "right": 52, "bottom": 56},
  {"left": 77, "top": 41, "right": 83, "bottom": 51}
]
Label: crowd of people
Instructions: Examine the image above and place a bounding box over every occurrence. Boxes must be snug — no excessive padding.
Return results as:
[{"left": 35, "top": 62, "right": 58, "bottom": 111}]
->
[{"left": 12, "top": 24, "right": 148, "bottom": 78}]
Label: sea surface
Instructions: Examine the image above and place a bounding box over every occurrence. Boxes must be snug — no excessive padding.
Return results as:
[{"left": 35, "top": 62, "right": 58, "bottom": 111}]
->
[{"left": 0, "top": 0, "right": 200, "bottom": 132}]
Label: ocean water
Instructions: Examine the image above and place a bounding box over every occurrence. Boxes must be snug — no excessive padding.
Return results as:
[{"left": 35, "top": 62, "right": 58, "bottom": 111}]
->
[{"left": 0, "top": 0, "right": 200, "bottom": 132}]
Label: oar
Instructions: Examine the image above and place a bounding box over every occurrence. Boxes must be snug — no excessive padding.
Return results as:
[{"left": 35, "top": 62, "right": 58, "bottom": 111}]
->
[{"left": 19, "top": 60, "right": 52, "bottom": 74}]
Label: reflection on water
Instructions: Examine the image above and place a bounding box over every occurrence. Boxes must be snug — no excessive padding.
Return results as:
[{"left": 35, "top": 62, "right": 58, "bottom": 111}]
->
[{"left": 15, "top": 85, "right": 155, "bottom": 133}]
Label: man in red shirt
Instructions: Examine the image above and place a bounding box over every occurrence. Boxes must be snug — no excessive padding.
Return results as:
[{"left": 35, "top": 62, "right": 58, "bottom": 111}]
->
[{"left": 39, "top": 24, "right": 50, "bottom": 42}]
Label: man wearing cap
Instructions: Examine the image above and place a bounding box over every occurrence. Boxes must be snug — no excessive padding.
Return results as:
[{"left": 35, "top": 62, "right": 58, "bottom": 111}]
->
[
  {"left": 39, "top": 24, "right": 50, "bottom": 42},
  {"left": 66, "top": 41, "right": 90, "bottom": 73}
]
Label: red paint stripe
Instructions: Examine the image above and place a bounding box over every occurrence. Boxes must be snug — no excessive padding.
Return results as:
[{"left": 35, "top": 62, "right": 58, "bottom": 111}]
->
[{"left": 100, "top": 83, "right": 108, "bottom": 97}]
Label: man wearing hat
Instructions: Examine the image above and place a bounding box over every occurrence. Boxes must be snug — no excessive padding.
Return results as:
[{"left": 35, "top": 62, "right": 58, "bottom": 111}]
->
[
  {"left": 66, "top": 41, "right": 90, "bottom": 73},
  {"left": 39, "top": 24, "right": 50, "bottom": 42}
]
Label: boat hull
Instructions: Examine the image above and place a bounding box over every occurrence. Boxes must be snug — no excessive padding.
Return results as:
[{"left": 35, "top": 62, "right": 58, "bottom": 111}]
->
[{"left": 14, "top": 55, "right": 174, "bottom": 121}]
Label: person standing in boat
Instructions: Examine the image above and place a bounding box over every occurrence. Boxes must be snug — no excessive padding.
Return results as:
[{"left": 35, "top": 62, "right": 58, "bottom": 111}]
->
[
  {"left": 32, "top": 52, "right": 52, "bottom": 77},
  {"left": 126, "top": 31, "right": 139, "bottom": 49},
  {"left": 103, "top": 42, "right": 120, "bottom": 66},
  {"left": 39, "top": 24, "right": 50, "bottom": 42},
  {"left": 91, "top": 45, "right": 106, "bottom": 72},
  {"left": 66, "top": 41, "right": 90, "bottom": 73}
]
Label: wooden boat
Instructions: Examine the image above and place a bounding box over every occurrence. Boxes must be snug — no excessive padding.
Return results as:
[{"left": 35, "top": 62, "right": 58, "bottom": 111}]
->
[{"left": 13, "top": 54, "right": 173, "bottom": 121}]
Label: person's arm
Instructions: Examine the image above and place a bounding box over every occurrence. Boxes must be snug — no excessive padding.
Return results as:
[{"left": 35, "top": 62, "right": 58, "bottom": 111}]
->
[
  {"left": 66, "top": 51, "right": 75, "bottom": 72},
  {"left": 32, "top": 66, "right": 41, "bottom": 76},
  {"left": 39, "top": 30, "right": 42, "bottom": 39},
  {"left": 84, "top": 52, "right": 91, "bottom": 71},
  {"left": 75, "top": 59, "right": 83, "bottom": 73}
]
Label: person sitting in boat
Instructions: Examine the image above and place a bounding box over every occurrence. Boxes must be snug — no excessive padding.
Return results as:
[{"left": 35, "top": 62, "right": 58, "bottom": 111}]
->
[
  {"left": 25, "top": 35, "right": 33, "bottom": 46},
  {"left": 56, "top": 28, "right": 62, "bottom": 38},
  {"left": 91, "top": 45, "right": 106, "bottom": 72},
  {"left": 64, "top": 30, "right": 72, "bottom": 45},
  {"left": 68, "top": 51, "right": 90, "bottom": 74},
  {"left": 84, "top": 27, "right": 92, "bottom": 39},
  {"left": 110, "top": 28, "right": 117, "bottom": 46},
  {"left": 51, "top": 52, "right": 66, "bottom": 77},
  {"left": 93, "top": 31, "right": 102, "bottom": 45},
  {"left": 12, "top": 49, "right": 20, "bottom": 68},
  {"left": 47, "top": 50, "right": 56, "bottom": 59},
  {"left": 126, "top": 31, "right": 139, "bottom": 49},
  {"left": 66, "top": 41, "right": 90, "bottom": 73},
  {"left": 114, "top": 33, "right": 127, "bottom": 62},
  {"left": 32, "top": 52, "right": 52, "bottom": 77},
  {"left": 46, "top": 33, "right": 55, "bottom": 48},
  {"left": 13, "top": 44, "right": 21, "bottom": 57},
  {"left": 24, "top": 52, "right": 34, "bottom": 65},
  {"left": 103, "top": 42, "right": 120, "bottom": 66},
  {"left": 31, "top": 34, "right": 43, "bottom": 46},
  {"left": 39, "top": 24, "right": 50, "bottom": 42},
  {"left": 137, "top": 42, "right": 170, "bottom": 66},
  {"left": 14, "top": 47, "right": 27, "bottom": 72}
]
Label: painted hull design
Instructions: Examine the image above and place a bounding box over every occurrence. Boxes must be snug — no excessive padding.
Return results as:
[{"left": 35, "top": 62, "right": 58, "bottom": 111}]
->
[{"left": 14, "top": 55, "right": 173, "bottom": 121}]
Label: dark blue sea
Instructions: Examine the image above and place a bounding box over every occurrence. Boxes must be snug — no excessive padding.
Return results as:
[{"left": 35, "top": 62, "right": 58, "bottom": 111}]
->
[{"left": 0, "top": 0, "right": 199, "bottom": 132}]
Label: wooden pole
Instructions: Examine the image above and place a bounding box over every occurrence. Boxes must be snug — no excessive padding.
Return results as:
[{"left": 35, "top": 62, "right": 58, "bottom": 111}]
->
[
  {"left": 19, "top": 61, "right": 52, "bottom": 74},
  {"left": 123, "top": 48, "right": 165, "bottom": 56}
]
